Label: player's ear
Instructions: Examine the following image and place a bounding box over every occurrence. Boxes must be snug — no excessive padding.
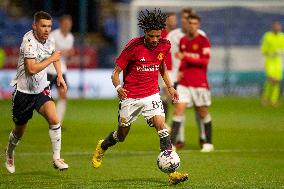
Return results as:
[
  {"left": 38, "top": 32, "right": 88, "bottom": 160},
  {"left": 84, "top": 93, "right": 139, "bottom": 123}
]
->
[{"left": 32, "top": 23, "right": 36, "bottom": 30}]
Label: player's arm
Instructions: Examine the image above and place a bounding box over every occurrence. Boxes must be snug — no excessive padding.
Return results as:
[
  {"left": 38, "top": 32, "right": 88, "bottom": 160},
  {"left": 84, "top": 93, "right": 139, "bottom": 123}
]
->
[
  {"left": 175, "top": 46, "right": 210, "bottom": 66},
  {"left": 111, "top": 65, "right": 128, "bottom": 100},
  {"left": 159, "top": 61, "right": 179, "bottom": 103},
  {"left": 261, "top": 34, "right": 279, "bottom": 57},
  {"left": 25, "top": 50, "right": 61, "bottom": 75},
  {"left": 53, "top": 60, "right": 67, "bottom": 92}
]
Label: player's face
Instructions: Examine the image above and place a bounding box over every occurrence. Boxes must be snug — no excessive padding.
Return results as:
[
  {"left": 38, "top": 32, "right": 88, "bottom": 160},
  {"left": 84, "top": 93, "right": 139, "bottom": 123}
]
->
[
  {"left": 272, "top": 21, "right": 282, "bottom": 33},
  {"left": 181, "top": 12, "right": 190, "bottom": 31},
  {"left": 144, "top": 30, "right": 161, "bottom": 47},
  {"left": 187, "top": 18, "right": 200, "bottom": 36},
  {"left": 166, "top": 15, "right": 177, "bottom": 30},
  {"left": 60, "top": 18, "right": 72, "bottom": 34},
  {"left": 33, "top": 19, "right": 52, "bottom": 41}
]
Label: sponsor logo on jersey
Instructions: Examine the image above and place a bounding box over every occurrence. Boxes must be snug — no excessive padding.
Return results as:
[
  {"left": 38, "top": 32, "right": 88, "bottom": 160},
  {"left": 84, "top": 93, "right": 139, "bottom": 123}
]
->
[
  {"left": 137, "top": 64, "right": 159, "bottom": 72},
  {"left": 192, "top": 44, "right": 199, "bottom": 50},
  {"left": 157, "top": 53, "right": 164, "bottom": 61}
]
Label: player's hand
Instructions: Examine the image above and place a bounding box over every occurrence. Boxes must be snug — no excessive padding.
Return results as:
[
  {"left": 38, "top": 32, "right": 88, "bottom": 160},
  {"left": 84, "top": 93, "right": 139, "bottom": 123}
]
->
[
  {"left": 117, "top": 87, "right": 128, "bottom": 100},
  {"left": 57, "top": 75, "right": 68, "bottom": 93},
  {"left": 50, "top": 50, "right": 61, "bottom": 63},
  {"left": 174, "top": 52, "right": 184, "bottom": 60},
  {"left": 168, "top": 86, "right": 179, "bottom": 103}
]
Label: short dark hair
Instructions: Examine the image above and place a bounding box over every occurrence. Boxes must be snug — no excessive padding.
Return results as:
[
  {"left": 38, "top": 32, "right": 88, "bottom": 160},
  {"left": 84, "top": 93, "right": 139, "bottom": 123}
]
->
[
  {"left": 59, "top": 14, "right": 72, "bottom": 23},
  {"left": 188, "top": 13, "right": 201, "bottom": 22},
  {"left": 166, "top": 12, "right": 176, "bottom": 17},
  {"left": 181, "top": 8, "right": 194, "bottom": 15},
  {"left": 33, "top": 11, "right": 52, "bottom": 23},
  {"left": 138, "top": 8, "right": 167, "bottom": 31}
]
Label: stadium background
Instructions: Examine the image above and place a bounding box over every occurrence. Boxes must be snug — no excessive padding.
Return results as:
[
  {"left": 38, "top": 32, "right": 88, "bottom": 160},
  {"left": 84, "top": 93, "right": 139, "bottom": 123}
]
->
[
  {"left": 0, "top": 1, "right": 283, "bottom": 188},
  {"left": 0, "top": 0, "right": 284, "bottom": 99}
]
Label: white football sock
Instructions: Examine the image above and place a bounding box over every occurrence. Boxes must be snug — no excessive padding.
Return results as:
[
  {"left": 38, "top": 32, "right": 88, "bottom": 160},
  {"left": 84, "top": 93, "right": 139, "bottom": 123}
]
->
[
  {"left": 7, "top": 131, "right": 20, "bottom": 156},
  {"left": 176, "top": 116, "right": 185, "bottom": 143},
  {"left": 56, "top": 99, "right": 66, "bottom": 122},
  {"left": 49, "top": 123, "right": 61, "bottom": 160}
]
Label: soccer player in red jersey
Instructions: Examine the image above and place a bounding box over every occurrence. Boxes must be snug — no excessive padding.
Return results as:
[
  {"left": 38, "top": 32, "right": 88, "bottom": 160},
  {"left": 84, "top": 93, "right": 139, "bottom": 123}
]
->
[
  {"left": 170, "top": 14, "right": 214, "bottom": 152},
  {"left": 92, "top": 9, "right": 188, "bottom": 185},
  {"left": 159, "top": 12, "right": 177, "bottom": 124}
]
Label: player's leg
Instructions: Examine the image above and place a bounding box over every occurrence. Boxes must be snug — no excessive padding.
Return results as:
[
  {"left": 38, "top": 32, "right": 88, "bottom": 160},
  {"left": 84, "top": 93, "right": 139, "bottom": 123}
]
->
[
  {"left": 56, "top": 74, "right": 67, "bottom": 123},
  {"left": 5, "top": 90, "right": 34, "bottom": 173},
  {"left": 37, "top": 90, "right": 68, "bottom": 170},
  {"left": 196, "top": 106, "right": 214, "bottom": 152},
  {"left": 5, "top": 124, "right": 27, "bottom": 173},
  {"left": 170, "top": 85, "right": 190, "bottom": 148},
  {"left": 261, "top": 79, "right": 272, "bottom": 106},
  {"left": 151, "top": 115, "right": 188, "bottom": 185},
  {"left": 92, "top": 98, "right": 141, "bottom": 168},
  {"left": 143, "top": 94, "right": 188, "bottom": 185},
  {"left": 170, "top": 103, "right": 187, "bottom": 147},
  {"left": 271, "top": 81, "right": 280, "bottom": 106}
]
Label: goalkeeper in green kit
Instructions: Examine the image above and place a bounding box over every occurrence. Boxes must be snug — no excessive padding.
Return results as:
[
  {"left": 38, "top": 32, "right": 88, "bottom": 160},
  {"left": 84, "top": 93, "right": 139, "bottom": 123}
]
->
[{"left": 261, "top": 21, "right": 284, "bottom": 107}]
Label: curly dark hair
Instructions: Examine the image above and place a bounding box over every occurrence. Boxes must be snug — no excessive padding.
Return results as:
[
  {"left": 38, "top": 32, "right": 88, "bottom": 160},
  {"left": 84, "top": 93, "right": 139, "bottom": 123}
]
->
[{"left": 138, "top": 8, "right": 167, "bottom": 31}]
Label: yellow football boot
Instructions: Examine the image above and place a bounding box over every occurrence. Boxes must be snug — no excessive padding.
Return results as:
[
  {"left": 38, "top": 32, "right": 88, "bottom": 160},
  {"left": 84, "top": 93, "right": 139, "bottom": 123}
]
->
[
  {"left": 168, "top": 171, "right": 189, "bottom": 185},
  {"left": 92, "top": 140, "right": 105, "bottom": 168}
]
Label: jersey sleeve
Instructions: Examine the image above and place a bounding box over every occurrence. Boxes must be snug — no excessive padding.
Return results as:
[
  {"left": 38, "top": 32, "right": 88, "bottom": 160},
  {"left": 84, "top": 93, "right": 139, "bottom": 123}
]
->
[
  {"left": 23, "top": 39, "right": 37, "bottom": 59},
  {"left": 201, "top": 37, "right": 211, "bottom": 58}
]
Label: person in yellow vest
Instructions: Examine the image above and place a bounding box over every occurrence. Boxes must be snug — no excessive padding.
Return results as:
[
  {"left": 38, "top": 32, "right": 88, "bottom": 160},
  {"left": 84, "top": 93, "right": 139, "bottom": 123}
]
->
[
  {"left": 0, "top": 48, "right": 6, "bottom": 69},
  {"left": 261, "top": 21, "right": 284, "bottom": 107}
]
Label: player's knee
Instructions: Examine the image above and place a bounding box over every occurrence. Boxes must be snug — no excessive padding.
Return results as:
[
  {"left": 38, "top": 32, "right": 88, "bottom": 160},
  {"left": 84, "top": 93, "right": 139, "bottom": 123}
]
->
[
  {"left": 172, "top": 115, "right": 184, "bottom": 122},
  {"left": 48, "top": 117, "right": 60, "bottom": 125},
  {"left": 200, "top": 114, "right": 211, "bottom": 123}
]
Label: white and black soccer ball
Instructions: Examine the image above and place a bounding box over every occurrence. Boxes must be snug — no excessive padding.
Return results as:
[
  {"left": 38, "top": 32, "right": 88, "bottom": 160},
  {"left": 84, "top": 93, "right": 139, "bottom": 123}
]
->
[{"left": 157, "top": 150, "right": 180, "bottom": 173}]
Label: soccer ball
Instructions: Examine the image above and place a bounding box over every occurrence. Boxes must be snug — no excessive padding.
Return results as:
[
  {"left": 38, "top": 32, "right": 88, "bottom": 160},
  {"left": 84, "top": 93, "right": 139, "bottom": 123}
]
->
[{"left": 157, "top": 150, "right": 180, "bottom": 173}]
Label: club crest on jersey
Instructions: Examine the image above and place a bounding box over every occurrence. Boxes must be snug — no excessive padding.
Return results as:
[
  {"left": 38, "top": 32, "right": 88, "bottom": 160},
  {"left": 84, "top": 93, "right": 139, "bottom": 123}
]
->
[
  {"left": 139, "top": 57, "right": 146, "bottom": 62},
  {"left": 157, "top": 53, "right": 164, "bottom": 61},
  {"left": 192, "top": 44, "right": 199, "bottom": 50}
]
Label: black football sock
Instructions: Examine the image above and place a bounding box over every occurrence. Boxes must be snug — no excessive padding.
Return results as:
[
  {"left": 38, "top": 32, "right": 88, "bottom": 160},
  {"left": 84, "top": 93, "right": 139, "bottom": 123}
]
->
[
  {"left": 158, "top": 129, "right": 172, "bottom": 151},
  {"left": 170, "top": 121, "right": 182, "bottom": 145},
  {"left": 204, "top": 121, "right": 212, "bottom": 144},
  {"left": 101, "top": 131, "right": 118, "bottom": 150}
]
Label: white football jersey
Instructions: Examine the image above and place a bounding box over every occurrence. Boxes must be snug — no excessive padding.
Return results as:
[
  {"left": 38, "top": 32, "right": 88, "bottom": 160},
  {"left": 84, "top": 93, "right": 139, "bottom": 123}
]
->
[
  {"left": 11, "top": 30, "right": 55, "bottom": 94},
  {"left": 47, "top": 29, "right": 74, "bottom": 75},
  {"left": 167, "top": 28, "right": 206, "bottom": 82}
]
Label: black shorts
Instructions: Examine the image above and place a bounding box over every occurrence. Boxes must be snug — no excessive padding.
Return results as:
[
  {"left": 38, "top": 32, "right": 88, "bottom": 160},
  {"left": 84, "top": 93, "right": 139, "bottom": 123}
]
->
[
  {"left": 12, "top": 87, "right": 53, "bottom": 125},
  {"left": 47, "top": 73, "right": 67, "bottom": 89}
]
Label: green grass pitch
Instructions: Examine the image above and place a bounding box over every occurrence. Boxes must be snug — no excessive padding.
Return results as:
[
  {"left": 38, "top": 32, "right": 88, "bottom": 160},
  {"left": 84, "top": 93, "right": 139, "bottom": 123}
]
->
[{"left": 0, "top": 97, "right": 283, "bottom": 188}]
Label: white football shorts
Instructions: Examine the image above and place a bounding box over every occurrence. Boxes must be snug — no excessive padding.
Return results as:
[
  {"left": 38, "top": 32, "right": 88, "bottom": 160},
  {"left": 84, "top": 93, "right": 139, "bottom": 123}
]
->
[
  {"left": 177, "top": 84, "right": 211, "bottom": 107},
  {"left": 118, "top": 93, "right": 165, "bottom": 127}
]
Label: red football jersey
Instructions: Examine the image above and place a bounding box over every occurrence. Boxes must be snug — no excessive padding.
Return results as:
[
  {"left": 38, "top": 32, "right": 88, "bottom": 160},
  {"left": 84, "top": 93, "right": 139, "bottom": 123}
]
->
[
  {"left": 179, "top": 34, "right": 211, "bottom": 88},
  {"left": 116, "top": 36, "right": 171, "bottom": 98}
]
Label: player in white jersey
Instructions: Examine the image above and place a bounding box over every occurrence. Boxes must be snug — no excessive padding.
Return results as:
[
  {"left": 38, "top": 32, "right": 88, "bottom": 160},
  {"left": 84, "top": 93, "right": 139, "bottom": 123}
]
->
[
  {"left": 47, "top": 15, "right": 74, "bottom": 124},
  {"left": 5, "top": 11, "right": 69, "bottom": 173},
  {"left": 167, "top": 8, "right": 206, "bottom": 149}
]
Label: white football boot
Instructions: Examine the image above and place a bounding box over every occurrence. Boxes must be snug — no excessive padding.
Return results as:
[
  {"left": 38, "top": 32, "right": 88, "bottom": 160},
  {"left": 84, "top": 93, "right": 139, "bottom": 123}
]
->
[
  {"left": 200, "top": 143, "right": 214, "bottom": 152},
  {"left": 53, "top": 159, "right": 69, "bottom": 170},
  {"left": 5, "top": 149, "right": 15, "bottom": 173}
]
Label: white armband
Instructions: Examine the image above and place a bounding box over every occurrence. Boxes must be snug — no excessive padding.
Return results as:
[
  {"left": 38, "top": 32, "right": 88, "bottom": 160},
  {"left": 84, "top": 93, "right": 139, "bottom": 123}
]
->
[{"left": 115, "top": 85, "right": 122, "bottom": 91}]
